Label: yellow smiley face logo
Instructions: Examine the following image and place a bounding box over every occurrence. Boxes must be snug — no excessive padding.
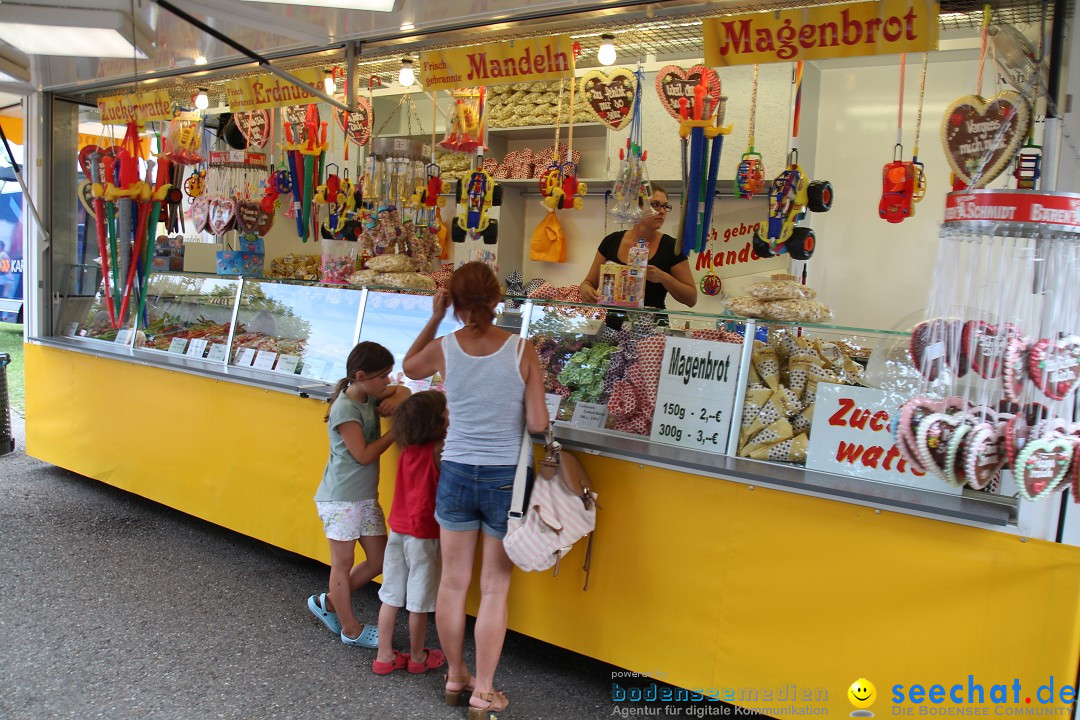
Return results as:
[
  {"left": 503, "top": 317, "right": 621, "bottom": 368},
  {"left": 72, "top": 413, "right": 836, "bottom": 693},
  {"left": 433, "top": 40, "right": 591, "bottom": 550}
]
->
[{"left": 848, "top": 678, "right": 876, "bottom": 709}]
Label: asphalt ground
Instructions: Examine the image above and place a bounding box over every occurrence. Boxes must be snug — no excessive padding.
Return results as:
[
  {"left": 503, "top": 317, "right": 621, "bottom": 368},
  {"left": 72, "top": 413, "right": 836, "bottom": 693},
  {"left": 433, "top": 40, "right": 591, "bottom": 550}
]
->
[{"left": 0, "top": 411, "right": 637, "bottom": 720}]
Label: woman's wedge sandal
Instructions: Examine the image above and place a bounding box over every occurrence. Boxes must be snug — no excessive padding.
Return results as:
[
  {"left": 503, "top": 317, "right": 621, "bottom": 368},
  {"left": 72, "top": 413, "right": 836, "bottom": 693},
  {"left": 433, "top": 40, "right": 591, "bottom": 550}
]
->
[
  {"left": 444, "top": 673, "right": 475, "bottom": 706},
  {"left": 467, "top": 690, "right": 509, "bottom": 720}
]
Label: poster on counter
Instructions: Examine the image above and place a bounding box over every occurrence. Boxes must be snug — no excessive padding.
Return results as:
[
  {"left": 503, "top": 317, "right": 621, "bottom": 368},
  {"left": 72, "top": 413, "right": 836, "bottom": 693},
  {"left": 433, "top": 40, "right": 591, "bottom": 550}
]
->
[
  {"left": 805, "top": 383, "right": 961, "bottom": 494},
  {"left": 649, "top": 337, "right": 741, "bottom": 454}
]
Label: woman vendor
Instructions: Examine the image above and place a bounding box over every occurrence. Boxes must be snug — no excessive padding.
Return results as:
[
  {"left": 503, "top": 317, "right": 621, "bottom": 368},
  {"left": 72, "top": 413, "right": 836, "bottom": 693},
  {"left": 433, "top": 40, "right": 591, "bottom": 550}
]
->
[{"left": 578, "top": 185, "right": 698, "bottom": 309}]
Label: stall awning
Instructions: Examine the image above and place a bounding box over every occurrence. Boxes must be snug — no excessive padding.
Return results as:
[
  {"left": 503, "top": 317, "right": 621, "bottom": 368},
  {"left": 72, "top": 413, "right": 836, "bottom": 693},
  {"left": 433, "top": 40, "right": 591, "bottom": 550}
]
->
[
  {"left": 77, "top": 133, "right": 151, "bottom": 159},
  {"left": 0, "top": 115, "right": 22, "bottom": 145}
]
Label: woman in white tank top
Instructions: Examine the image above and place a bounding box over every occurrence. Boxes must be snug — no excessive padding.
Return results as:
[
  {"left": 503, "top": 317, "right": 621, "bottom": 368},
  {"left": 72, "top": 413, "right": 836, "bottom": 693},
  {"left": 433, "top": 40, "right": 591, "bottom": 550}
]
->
[{"left": 404, "top": 262, "right": 548, "bottom": 719}]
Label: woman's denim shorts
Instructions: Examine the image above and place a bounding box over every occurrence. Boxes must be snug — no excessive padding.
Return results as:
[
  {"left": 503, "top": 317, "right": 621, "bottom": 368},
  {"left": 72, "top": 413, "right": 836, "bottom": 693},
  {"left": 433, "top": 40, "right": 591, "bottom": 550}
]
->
[{"left": 435, "top": 460, "right": 533, "bottom": 539}]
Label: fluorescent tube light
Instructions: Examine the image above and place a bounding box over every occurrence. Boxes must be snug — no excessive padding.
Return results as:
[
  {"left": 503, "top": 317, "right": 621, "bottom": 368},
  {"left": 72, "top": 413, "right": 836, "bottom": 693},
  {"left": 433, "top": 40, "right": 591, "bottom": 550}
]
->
[
  {"left": 238, "top": 0, "right": 397, "bottom": 10},
  {"left": 0, "top": 7, "right": 152, "bottom": 59}
]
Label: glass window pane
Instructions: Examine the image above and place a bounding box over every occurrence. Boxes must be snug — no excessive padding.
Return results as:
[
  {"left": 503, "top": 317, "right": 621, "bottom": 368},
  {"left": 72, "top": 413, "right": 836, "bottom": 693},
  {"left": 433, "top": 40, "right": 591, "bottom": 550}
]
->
[
  {"left": 137, "top": 272, "right": 239, "bottom": 359},
  {"left": 358, "top": 290, "right": 461, "bottom": 387}
]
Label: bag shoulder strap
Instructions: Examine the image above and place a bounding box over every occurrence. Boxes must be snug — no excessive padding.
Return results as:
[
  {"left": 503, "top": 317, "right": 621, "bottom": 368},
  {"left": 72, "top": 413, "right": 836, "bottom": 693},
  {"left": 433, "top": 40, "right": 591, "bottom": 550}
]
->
[{"left": 509, "top": 335, "right": 530, "bottom": 518}]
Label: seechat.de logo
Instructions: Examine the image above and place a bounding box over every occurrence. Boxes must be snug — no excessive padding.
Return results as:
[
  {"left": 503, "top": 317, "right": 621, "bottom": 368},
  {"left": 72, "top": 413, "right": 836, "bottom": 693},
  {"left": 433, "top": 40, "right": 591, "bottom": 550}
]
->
[{"left": 849, "top": 678, "right": 877, "bottom": 717}]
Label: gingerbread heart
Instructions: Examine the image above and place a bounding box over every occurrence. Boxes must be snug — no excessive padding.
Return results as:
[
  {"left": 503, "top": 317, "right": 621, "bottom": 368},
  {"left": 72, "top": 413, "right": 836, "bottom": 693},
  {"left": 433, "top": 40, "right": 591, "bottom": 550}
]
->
[
  {"left": 1072, "top": 453, "right": 1080, "bottom": 504},
  {"left": 1027, "top": 336, "right": 1080, "bottom": 401},
  {"left": 910, "top": 319, "right": 965, "bottom": 381},
  {"left": 580, "top": 69, "right": 637, "bottom": 131},
  {"left": 189, "top": 195, "right": 210, "bottom": 234},
  {"left": 233, "top": 110, "right": 271, "bottom": 149},
  {"left": 895, "top": 397, "right": 942, "bottom": 472},
  {"left": 962, "top": 320, "right": 1020, "bottom": 379},
  {"left": 944, "top": 422, "right": 972, "bottom": 486},
  {"left": 1015, "top": 436, "right": 1074, "bottom": 501},
  {"left": 235, "top": 201, "right": 262, "bottom": 234},
  {"left": 941, "top": 91, "right": 1030, "bottom": 188},
  {"left": 79, "top": 145, "right": 117, "bottom": 184},
  {"left": 208, "top": 196, "right": 237, "bottom": 236},
  {"left": 655, "top": 65, "right": 722, "bottom": 122},
  {"left": 78, "top": 180, "right": 96, "bottom": 218},
  {"left": 962, "top": 422, "right": 1007, "bottom": 490},
  {"left": 1004, "top": 403, "right": 1050, "bottom": 468},
  {"left": 256, "top": 206, "right": 275, "bottom": 236},
  {"left": 917, "top": 412, "right": 965, "bottom": 482},
  {"left": 1002, "top": 335, "right": 1030, "bottom": 402},
  {"left": 334, "top": 96, "right": 372, "bottom": 146}
]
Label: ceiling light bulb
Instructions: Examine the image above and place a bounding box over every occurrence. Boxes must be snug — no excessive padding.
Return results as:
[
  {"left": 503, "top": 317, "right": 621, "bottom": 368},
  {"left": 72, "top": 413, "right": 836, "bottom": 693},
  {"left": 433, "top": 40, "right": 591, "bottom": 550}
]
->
[
  {"left": 195, "top": 88, "right": 209, "bottom": 110},
  {"left": 323, "top": 69, "right": 334, "bottom": 95},
  {"left": 597, "top": 34, "right": 616, "bottom": 66},
  {"left": 398, "top": 58, "right": 415, "bottom": 87}
]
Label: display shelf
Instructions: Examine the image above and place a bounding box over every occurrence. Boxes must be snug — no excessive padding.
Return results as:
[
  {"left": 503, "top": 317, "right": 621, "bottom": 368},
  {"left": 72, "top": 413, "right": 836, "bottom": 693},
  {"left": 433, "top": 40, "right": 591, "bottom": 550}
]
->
[{"left": 487, "top": 123, "right": 607, "bottom": 140}]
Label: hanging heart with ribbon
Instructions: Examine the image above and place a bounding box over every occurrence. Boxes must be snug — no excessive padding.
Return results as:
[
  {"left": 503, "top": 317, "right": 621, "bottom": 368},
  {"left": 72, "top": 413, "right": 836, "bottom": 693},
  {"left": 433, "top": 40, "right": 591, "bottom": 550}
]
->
[
  {"left": 334, "top": 96, "right": 373, "bottom": 146},
  {"left": 190, "top": 195, "right": 210, "bottom": 234},
  {"left": 941, "top": 91, "right": 1030, "bottom": 187},
  {"left": 655, "top": 65, "right": 721, "bottom": 121},
  {"left": 233, "top": 110, "right": 271, "bottom": 149},
  {"left": 1027, "top": 335, "right": 1080, "bottom": 401},
  {"left": 580, "top": 69, "right": 637, "bottom": 131},
  {"left": 1015, "top": 436, "right": 1074, "bottom": 501},
  {"left": 208, "top": 196, "right": 236, "bottom": 236}
]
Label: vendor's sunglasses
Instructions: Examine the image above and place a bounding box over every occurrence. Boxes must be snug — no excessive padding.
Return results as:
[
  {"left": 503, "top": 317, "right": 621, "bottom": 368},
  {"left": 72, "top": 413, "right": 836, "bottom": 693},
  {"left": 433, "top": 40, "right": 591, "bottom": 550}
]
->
[{"left": 650, "top": 200, "right": 673, "bottom": 212}]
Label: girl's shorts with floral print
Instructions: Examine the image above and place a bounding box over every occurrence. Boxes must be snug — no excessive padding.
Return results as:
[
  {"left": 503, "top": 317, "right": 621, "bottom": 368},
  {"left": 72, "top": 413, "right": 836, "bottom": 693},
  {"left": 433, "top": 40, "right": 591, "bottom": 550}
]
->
[{"left": 315, "top": 500, "right": 387, "bottom": 541}]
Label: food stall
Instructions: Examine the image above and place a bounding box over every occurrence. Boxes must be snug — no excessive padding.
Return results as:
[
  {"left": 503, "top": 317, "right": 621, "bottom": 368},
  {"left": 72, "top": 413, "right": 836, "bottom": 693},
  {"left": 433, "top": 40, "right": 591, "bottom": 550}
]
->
[{"left": 17, "top": 0, "right": 1080, "bottom": 715}]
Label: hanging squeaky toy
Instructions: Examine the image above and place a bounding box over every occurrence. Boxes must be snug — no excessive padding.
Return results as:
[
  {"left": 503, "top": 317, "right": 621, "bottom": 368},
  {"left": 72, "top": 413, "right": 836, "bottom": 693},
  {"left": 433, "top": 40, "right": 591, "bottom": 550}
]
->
[
  {"left": 880, "top": 53, "right": 929, "bottom": 224},
  {"left": 735, "top": 65, "right": 766, "bottom": 199}
]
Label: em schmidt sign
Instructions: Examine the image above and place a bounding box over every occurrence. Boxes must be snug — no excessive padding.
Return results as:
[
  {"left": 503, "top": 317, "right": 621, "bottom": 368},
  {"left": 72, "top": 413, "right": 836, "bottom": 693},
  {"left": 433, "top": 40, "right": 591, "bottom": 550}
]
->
[
  {"left": 420, "top": 35, "right": 575, "bottom": 91},
  {"left": 705, "top": 0, "right": 939, "bottom": 66}
]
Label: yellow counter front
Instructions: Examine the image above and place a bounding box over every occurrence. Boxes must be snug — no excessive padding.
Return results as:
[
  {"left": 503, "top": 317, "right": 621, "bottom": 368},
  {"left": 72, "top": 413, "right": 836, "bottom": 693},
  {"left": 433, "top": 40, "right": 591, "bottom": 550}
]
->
[{"left": 26, "top": 344, "right": 1080, "bottom": 716}]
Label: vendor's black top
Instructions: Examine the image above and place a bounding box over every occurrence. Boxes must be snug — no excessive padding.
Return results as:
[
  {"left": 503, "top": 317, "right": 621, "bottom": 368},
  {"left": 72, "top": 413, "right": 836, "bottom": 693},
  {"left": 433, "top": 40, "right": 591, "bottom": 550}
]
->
[{"left": 598, "top": 231, "right": 685, "bottom": 309}]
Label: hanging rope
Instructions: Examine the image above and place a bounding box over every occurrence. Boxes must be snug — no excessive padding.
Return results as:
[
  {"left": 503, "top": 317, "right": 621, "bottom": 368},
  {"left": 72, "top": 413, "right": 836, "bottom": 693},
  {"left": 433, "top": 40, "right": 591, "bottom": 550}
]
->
[
  {"left": 976, "top": 4, "right": 991, "bottom": 95},
  {"left": 748, "top": 64, "right": 759, "bottom": 150},
  {"left": 913, "top": 53, "right": 928, "bottom": 159},
  {"left": 896, "top": 53, "right": 906, "bottom": 147}
]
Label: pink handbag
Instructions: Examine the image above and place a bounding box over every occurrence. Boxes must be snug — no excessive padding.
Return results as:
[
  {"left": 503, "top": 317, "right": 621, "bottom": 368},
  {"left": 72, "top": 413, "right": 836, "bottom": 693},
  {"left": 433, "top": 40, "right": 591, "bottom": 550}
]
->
[{"left": 503, "top": 425, "right": 598, "bottom": 588}]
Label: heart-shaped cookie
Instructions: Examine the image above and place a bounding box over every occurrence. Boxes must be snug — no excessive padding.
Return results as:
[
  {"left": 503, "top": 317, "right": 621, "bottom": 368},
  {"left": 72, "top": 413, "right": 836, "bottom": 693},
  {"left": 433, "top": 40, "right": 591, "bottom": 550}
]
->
[
  {"left": 917, "top": 412, "right": 966, "bottom": 482},
  {"left": 941, "top": 91, "right": 1030, "bottom": 188},
  {"left": 235, "top": 201, "right": 262, "bottom": 234},
  {"left": 189, "top": 195, "right": 210, "bottom": 234},
  {"left": 1004, "top": 403, "right": 1050, "bottom": 468},
  {"left": 1028, "top": 335, "right": 1080, "bottom": 401},
  {"left": 78, "top": 180, "right": 96, "bottom": 218},
  {"left": 79, "top": 145, "right": 117, "bottom": 184},
  {"left": 233, "top": 110, "right": 271, "bottom": 149},
  {"left": 1003, "top": 335, "right": 1030, "bottom": 401},
  {"left": 962, "top": 422, "right": 1007, "bottom": 490},
  {"left": 944, "top": 422, "right": 972, "bottom": 486},
  {"left": 256, "top": 206, "right": 275, "bottom": 236},
  {"left": 655, "top": 65, "right": 722, "bottom": 122},
  {"left": 895, "top": 397, "right": 942, "bottom": 472},
  {"left": 1015, "top": 436, "right": 1074, "bottom": 501},
  {"left": 208, "top": 196, "right": 237, "bottom": 236},
  {"left": 335, "top": 96, "right": 372, "bottom": 146},
  {"left": 963, "top": 320, "right": 1020, "bottom": 379},
  {"left": 910, "top": 318, "right": 965, "bottom": 381},
  {"left": 1072, "top": 453, "right": 1080, "bottom": 504},
  {"left": 580, "top": 69, "right": 637, "bottom": 131}
]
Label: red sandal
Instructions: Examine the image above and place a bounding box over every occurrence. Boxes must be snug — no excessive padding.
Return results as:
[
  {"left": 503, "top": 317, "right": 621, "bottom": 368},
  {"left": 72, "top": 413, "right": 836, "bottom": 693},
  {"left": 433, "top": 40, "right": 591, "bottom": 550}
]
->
[
  {"left": 371, "top": 650, "right": 409, "bottom": 675},
  {"left": 407, "top": 648, "right": 446, "bottom": 674}
]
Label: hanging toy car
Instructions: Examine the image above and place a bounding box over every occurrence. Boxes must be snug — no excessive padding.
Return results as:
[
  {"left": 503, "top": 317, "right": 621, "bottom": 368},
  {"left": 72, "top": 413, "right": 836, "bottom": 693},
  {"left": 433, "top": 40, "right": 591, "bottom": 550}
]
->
[
  {"left": 735, "top": 65, "right": 766, "bottom": 199},
  {"left": 451, "top": 167, "right": 501, "bottom": 244},
  {"left": 753, "top": 153, "right": 833, "bottom": 261},
  {"left": 879, "top": 145, "right": 925, "bottom": 223}
]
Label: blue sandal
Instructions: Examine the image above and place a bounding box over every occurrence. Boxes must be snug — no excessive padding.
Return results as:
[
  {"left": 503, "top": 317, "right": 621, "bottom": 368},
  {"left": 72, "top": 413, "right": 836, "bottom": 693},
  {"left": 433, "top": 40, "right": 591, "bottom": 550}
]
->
[
  {"left": 306, "top": 593, "right": 341, "bottom": 635},
  {"left": 340, "top": 625, "right": 379, "bottom": 648}
]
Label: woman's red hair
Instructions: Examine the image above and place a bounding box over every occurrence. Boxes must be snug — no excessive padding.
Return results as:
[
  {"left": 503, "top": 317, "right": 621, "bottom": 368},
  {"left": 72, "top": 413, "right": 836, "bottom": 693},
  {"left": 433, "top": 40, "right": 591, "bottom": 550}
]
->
[{"left": 449, "top": 261, "right": 502, "bottom": 330}]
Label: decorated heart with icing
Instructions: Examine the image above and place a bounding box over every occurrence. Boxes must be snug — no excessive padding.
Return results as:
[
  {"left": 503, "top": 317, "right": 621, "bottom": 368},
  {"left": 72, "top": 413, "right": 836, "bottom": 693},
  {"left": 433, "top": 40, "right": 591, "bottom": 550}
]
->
[
  {"left": 655, "top": 65, "right": 722, "bottom": 122},
  {"left": 235, "top": 201, "right": 262, "bottom": 234},
  {"left": 78, "top": 145, "right": 117, "bottom": 184},
  {"left": 189, "top": 195, "right": 210, "bottom": 234},
  {"left": 910, "top": 319, "right": 965, "bottom": 381},
  {"left": 208, "top": 196, "right": 237, "bottom": 236},
  {"left": 580, "top": 69, "right": 637, "bottom": 131},
  {"left": 334, "top": 96, "right": 372, "bottom": 146},
  {"left": 1002, "top": 335, "right": 1030, "bottom": 401},
  {"left": 943, "top": 422, "right": 972, "bottom": 486},
  {"left": 917, "top": 413, "right": 965, "bottom": 481},
  {"left": 233, "top": 110, "right": 271, "bottom": 149},
  {"left": 962, "top": 320, "right": 1020, "bottom": 379},
  {"left": 256, "top": 206, "right": 275, "bottom": 236},
  {"left": 1072, "top": 453, "right": 1080, "bottom": 504},
  {"left": 1015, "top": 436, "right": 1074, "bottom": 501},
  {"left": 895, "top": 397, "right": 944, "bottom": 472},
  {"left": 1004, "top": 403, "right": 1049, "bottom": 467},
  {"left": 78, "top": 180, "right": 96, "bottom": 218},
  {"left": 941, "top": 91, "right": 1030, "bottom": 188},
  {"left": 962, "top": 422, "right": 1007, "bottom": 490},
  {"left": 1027, "top": 335, "right": 1080, "bottom": 401}
]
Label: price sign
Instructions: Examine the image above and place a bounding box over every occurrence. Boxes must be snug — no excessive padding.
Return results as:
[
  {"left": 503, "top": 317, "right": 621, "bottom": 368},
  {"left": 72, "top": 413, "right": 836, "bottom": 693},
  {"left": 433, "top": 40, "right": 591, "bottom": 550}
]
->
[
  {"left": 235, "top": 347, "right": 256, "bottom": 367},
  {"left": 253, "top": 350, "right": 278, "bottom": 370},
  {"left": 64, "top": 321, "right": 79, "bottom": 336},
  {"left": 206, "top": 343, "right": 228, "bottom": 362},
  {"left": 649, "top": 337, "right": 741, "bottom": 454},
  {"left": 185, "top": 338, "right": 208, "bottom": 358},
  {"left": 168, "top": 337, "right": 189, "bottom": 354},
  {"left": 275, "top": 354, "right": 300, "bottom": 374},
  {"left": 115, "top": 329, "right": 133, "bottom": 346},
  {"left": 571, "top": 402, "right": 608, "bottom": 429},
  {"left": 545, "top": 392, "right": 563, "bottom": 421}
]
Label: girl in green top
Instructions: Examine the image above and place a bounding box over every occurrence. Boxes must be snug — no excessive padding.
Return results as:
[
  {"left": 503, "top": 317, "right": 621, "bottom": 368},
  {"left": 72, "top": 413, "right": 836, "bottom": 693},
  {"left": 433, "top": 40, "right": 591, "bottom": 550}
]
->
[{"left": 307, "top": 342, "right": 410, "bottom": 648}]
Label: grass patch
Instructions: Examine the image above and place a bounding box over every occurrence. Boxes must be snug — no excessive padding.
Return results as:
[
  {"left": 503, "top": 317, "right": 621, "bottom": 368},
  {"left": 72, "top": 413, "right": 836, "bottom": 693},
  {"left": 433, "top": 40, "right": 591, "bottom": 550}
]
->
[{"left": 0, "top": 323, "right": 23, "bottom": 413}]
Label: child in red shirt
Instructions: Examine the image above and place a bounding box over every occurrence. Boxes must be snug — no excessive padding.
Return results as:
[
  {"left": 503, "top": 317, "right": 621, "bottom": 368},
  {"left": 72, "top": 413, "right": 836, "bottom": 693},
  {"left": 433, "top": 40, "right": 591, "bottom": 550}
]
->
[{"left": 372, "top": 390, "right": 449, "bottom": 675}]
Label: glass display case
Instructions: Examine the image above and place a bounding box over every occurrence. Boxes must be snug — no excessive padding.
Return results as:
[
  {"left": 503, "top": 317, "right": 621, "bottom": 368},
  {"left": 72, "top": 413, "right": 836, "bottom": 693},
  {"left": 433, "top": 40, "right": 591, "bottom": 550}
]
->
[{"left": 45, "top": 273, "right": 1018, "bottom": 523}]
